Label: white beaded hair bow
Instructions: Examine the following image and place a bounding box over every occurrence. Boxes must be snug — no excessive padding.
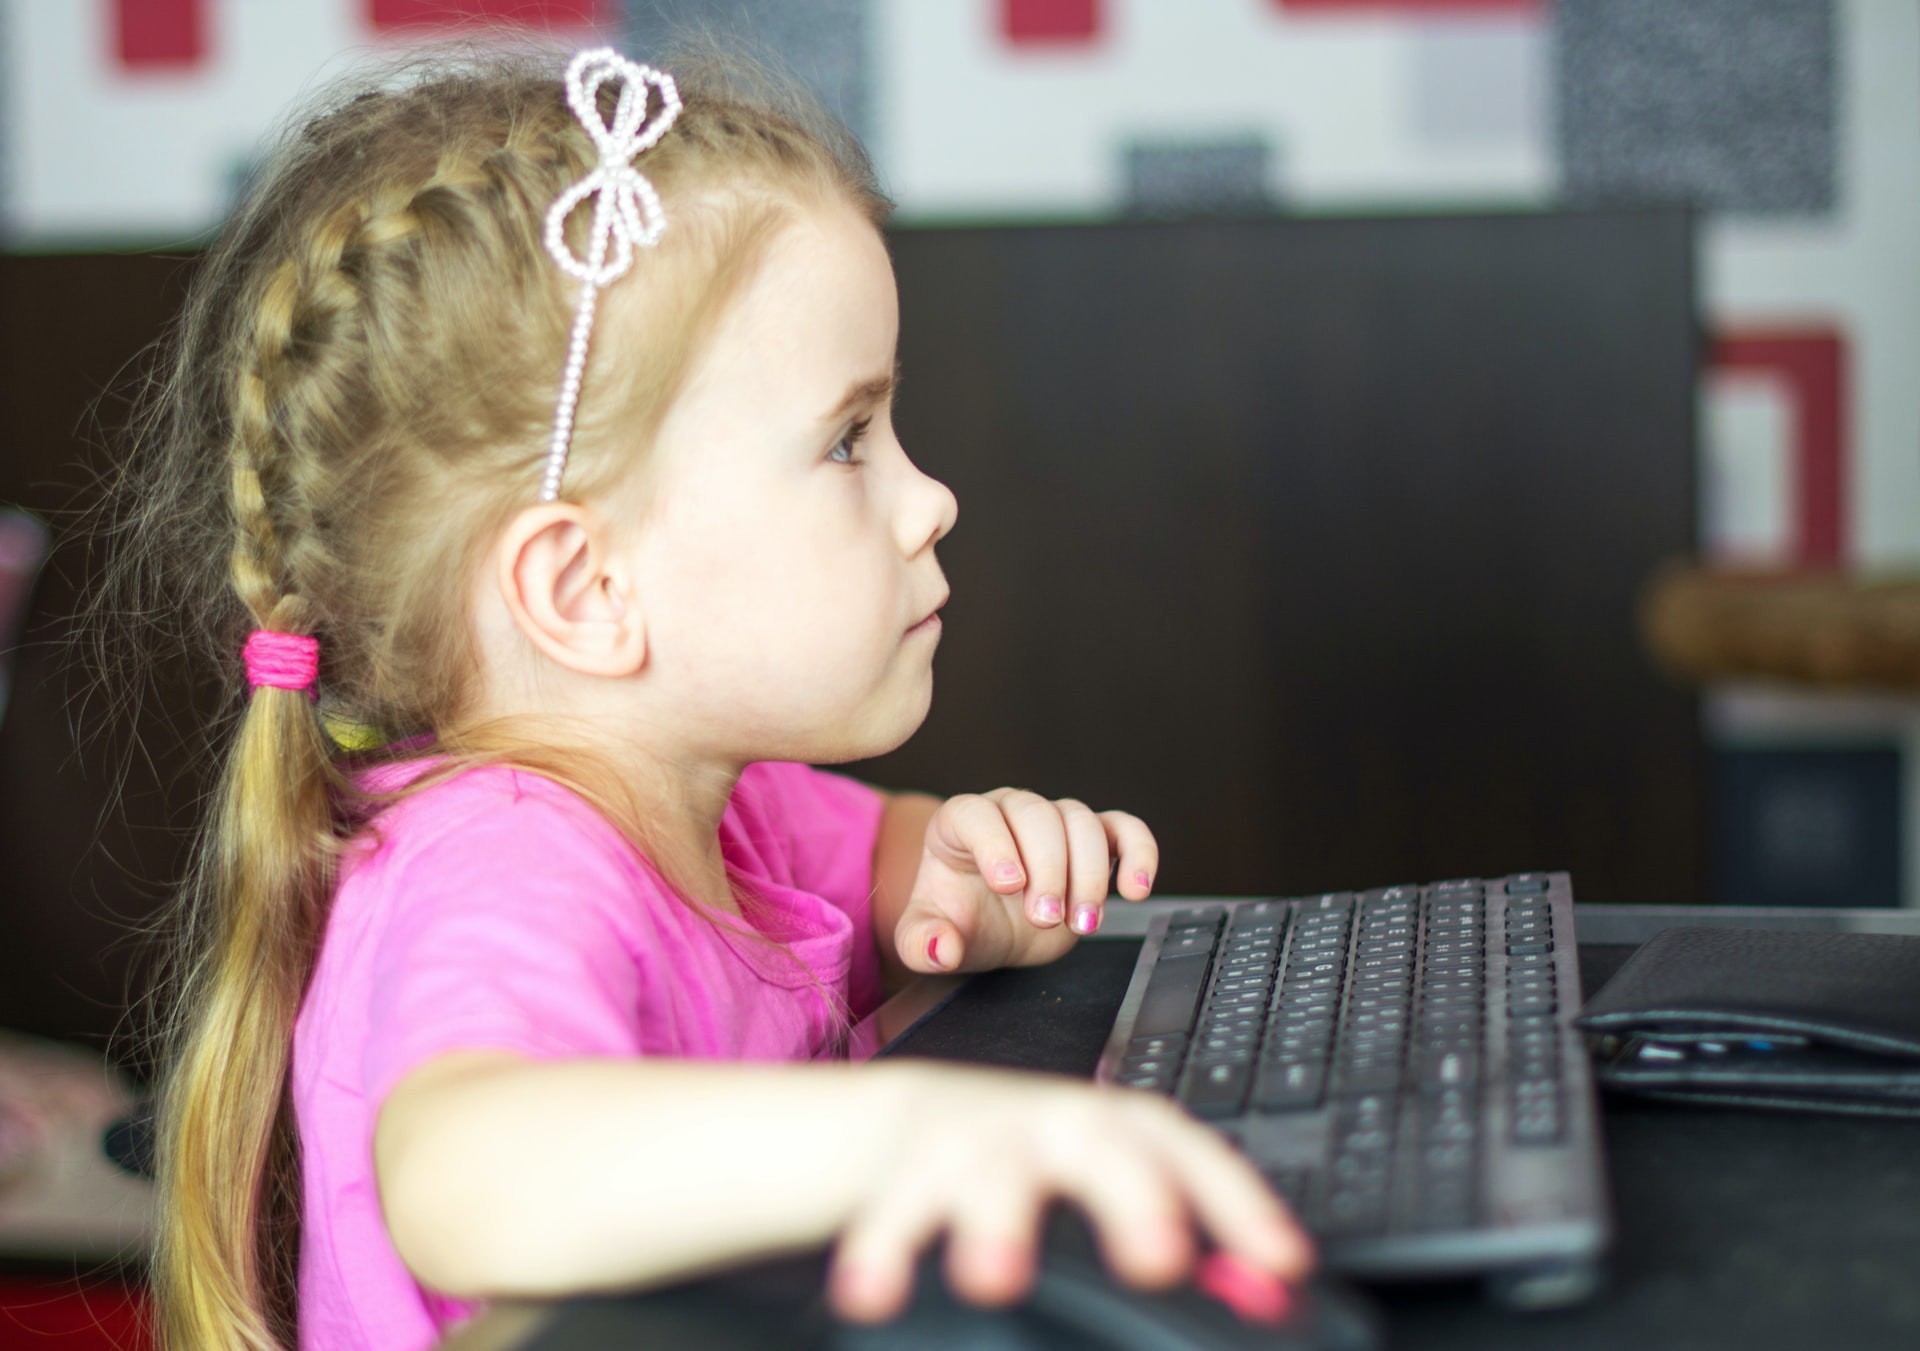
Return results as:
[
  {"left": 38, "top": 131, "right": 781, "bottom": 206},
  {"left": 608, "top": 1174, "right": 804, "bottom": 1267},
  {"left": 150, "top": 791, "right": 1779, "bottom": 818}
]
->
[{"left": 539, "top": 48, "right": 682, "bottom": 502}]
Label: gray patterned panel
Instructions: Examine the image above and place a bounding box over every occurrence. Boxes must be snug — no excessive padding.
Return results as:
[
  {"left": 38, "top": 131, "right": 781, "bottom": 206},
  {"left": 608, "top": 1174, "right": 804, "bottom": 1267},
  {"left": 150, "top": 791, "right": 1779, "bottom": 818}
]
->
[
  {"left": 1121, "top": 134, "right": 1278, "bottom": 218},
  {"left": 625, "top": 0, "right": 871, "bottom": 148},
  {"left": 1553, "top": 0, "right": 1836, "bottom": 217}
]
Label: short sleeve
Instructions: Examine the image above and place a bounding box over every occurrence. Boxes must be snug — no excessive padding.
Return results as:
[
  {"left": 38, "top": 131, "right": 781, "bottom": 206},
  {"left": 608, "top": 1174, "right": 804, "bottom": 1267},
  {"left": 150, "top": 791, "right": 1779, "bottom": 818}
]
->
[{"left": 361, "top": 784, "right": 649, "bottom": 1106}]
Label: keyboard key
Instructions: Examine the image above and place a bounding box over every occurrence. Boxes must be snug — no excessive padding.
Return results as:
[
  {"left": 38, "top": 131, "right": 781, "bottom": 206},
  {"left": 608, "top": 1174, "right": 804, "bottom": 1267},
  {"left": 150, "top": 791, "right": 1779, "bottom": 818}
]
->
[
  {"left": 1229, "top": 901, "right": 1288, "bottom": 930},
  {"left": 1513, "top": 1105, "right": 1564, "bottom": 1146},
  {"left": 1127, "top": 1033, "right": 1188, "bottom": 1057},
  {"left": 1195, "top": 1031, "right": 1259, "bottom": 1056},
  {"left": 1320, "top": 1187, "right": 1391, "bottom": 1238},
  {"left": 1214, "top": 976, "right": 1270, "bottom": 997},
  {"left": 1167, "top": 907, "right": 1227, "bottom": 930},
  {"left": 1181, "top": 1059, "right": 1251, "bottom": 1118},
  {"left": 1211, "top": 993, "right": 1269, "bottom": 1017},
  {"left": 1159, "top": 929, "right": 1216, "bottom": 960},
  {"left": 1133, "top": 952, "right": 1212, "bottom": 1037},
  {"left": 1261, "top": 1167, "right": 1310, "bottom": 1209},
  {"left": 1419, "top": 1048, "right": 1479, "bottom": 1090},
  {"left": 1504, "top": 876, "right": 1551, "bottom": 895},
  {"left": 1252, "top": 1061, "right": 1326, "bottom": 1112},
  {"left": 1204, "top": 1014, "right": 1266, "bottom": 1037},
  {"left": 1333, "top": 1062, "right": 1404, "bottom": 1096},
  {"left": 1410, "top": 1177, "right": 1478, "bottom": 1232},
  {"left": 1418, "top": 1090, "right": 1477, "bottom": 1144}
]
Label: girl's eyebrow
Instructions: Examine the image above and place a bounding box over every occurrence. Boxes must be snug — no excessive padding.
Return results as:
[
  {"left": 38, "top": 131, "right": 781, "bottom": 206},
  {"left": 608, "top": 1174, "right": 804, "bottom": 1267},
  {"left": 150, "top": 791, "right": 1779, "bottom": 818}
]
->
[{"left": 821, "top": 364, "right": 898, "bottom": 423}]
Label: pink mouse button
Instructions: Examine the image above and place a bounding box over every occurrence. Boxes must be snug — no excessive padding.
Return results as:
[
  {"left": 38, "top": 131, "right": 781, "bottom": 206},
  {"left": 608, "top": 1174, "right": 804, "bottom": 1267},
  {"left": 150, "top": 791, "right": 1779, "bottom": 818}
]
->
[{"left": 1193, "top": 1251, "right": 1294, "bottom": 1325}]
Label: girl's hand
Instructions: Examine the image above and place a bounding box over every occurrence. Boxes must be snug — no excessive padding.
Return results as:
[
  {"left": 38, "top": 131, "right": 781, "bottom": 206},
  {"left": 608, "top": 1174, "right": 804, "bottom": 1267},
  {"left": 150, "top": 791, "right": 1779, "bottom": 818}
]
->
[
  {"left": 895, "top": 789, "right": 1159, "bottom": 974},
  {"left": 831, "top": 1064, "right": 1314, "bottom": 1322}
]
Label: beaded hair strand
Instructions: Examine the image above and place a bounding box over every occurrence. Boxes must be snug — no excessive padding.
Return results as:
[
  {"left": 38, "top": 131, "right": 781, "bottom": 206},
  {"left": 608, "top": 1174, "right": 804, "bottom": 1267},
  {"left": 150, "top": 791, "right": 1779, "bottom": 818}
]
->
[{"left": 539, "top": 48, "right": 681, "bottom": 502}]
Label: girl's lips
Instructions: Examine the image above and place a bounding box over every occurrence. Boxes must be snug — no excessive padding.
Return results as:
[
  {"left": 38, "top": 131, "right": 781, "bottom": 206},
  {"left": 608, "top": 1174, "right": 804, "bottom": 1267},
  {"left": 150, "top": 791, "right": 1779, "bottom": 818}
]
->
[{"left": 907, "top": 612, "right": 942, "bottom": 636}]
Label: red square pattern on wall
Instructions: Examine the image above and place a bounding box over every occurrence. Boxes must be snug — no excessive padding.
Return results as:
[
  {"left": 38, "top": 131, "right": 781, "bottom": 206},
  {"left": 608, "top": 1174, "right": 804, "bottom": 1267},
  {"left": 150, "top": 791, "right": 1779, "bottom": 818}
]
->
[
  {"left": 114, "top": 0, "right": 205, "bottom": 70},
  {"left": 369, "top": 0, "right": 609, "bottom": 30},
  {"left": 1002, "top": 0, "right": 1104, "bottom": 45},
  {"left": 1712, "top": 330, "right": 1849, "bottom": 567}
]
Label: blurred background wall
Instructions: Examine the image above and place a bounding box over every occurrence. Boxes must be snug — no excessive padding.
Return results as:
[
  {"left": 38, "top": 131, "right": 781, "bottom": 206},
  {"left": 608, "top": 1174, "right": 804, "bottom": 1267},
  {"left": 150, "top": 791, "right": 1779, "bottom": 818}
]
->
[{"left": 1, "top": 0, "right": 1916, "bottom": 1053}]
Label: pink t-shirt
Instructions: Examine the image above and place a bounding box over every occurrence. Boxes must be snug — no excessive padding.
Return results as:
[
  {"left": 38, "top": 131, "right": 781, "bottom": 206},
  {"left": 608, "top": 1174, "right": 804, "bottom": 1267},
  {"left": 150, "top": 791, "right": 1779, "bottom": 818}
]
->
[{"left": 290, "top": 759, "right": 886, "bottom": 1350}]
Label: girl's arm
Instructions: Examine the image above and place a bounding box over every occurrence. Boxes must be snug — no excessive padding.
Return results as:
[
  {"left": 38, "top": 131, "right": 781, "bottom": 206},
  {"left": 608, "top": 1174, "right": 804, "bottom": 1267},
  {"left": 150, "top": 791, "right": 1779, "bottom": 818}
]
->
[
  {"left": 377, "top": 1050, "right": 910, "bottom": 1296},
  {"left": 375, "top": 1048, "right": 1311, "bottom": 1320},
  {"left": 870, "top": 790, "right": 941, "bottom": 987}
]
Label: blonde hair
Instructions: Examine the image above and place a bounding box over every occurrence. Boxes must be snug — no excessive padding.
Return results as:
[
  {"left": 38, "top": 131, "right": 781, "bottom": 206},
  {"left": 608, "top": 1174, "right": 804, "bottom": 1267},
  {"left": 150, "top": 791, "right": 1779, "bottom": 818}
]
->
[{"left": 97, "top": 40, "right": 886, "bottom": 1350}]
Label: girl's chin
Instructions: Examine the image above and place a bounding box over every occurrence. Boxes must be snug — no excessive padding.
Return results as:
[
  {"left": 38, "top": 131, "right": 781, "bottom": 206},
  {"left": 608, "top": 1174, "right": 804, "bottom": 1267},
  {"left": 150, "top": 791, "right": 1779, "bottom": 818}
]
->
[{"left": 854, "top": 679, "right": 936, "bottom": 762}]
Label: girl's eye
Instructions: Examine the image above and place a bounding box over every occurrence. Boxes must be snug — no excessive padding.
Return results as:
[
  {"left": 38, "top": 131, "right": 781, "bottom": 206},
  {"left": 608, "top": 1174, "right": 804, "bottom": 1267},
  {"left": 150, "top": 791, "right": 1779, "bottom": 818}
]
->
[{"left": 828, "top": 418, "right": 872, "bottom": 466}]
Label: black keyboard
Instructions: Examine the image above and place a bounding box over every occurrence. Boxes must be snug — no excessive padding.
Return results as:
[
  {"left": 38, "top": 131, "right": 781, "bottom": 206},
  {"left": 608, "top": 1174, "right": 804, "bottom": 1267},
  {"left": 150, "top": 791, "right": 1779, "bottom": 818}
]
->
[{"left": 1096, "top": 873, "right": 1609, "bottom": 1309}]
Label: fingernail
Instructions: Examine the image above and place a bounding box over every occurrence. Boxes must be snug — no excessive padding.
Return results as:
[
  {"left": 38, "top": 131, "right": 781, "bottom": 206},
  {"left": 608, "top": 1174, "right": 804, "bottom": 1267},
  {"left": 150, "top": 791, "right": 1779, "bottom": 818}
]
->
[
  {"left": 1071, "top": 904, "right": 1102, "bottom": 934},
  {"left": 1034, "top": 894, "right": 1063, "bottom": 923},
  {"left": 830, "top": 1262, "right": 892, "bottom": 1319},
  {"left": 1194, "top": 1252, "right": 1292, "bottom": 1325},
  {"left": 928, "top": 932, "right": 943, "bottom": 967},
  {"left": 996, "top": 862, "right": 1024, "bottom": 884},
  {"left": 1135, "top": 870, "right": 1152, "bottom": 891}
]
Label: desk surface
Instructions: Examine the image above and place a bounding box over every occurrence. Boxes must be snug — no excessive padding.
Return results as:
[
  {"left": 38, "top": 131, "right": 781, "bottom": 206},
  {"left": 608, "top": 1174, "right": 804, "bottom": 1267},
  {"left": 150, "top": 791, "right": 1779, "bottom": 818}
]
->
[
  {"left": 888, "top": 903, "right": 1920, "bottom": 1351},
  {"left": 448, "top": 902, "right": 1920, "bottom": 1351}
]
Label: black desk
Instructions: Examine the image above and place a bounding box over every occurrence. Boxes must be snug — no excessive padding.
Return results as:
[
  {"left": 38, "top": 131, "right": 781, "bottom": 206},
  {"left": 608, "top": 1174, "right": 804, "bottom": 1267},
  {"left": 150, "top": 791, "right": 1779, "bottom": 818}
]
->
[
  {"left": 450, "top": 905, "right": 1920, "bottom": 1351},
  {"left": 891, "top": 906, "right": 1920, "bottom": 1351}
]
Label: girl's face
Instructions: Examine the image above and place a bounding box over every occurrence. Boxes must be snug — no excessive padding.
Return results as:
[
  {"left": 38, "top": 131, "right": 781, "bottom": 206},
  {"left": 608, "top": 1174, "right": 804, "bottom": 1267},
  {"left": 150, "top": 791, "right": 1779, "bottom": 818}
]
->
[{"left": 617, "top": 203, "right": 958, "bottom": 766}]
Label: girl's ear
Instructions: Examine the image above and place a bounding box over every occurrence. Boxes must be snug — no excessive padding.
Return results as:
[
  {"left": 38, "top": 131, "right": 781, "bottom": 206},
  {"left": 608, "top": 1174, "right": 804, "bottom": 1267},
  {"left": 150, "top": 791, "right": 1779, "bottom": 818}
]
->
[{"left": 495, "top": 503, "right": 646, "bottom": 677}]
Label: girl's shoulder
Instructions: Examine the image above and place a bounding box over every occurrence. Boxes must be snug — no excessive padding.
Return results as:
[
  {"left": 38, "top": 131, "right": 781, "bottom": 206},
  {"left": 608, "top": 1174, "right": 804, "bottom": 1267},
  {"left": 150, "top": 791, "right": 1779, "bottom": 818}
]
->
[{"left": 351, "top": 759, "right": 629, "bottom": 868}]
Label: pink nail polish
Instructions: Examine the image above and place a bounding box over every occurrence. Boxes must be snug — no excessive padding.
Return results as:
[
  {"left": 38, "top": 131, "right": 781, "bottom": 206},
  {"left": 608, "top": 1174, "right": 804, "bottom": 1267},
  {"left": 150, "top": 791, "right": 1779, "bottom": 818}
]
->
[
  {"left": 1072, "top": 905, "right": 1101, "bottom": 935},
  {"left": 928, "top": 933, "right": 942, "bottom": 966},
  {"left": 1195, "top": 1252, "right": 1291, "bottom": 1325},
  {"left": 1035, "top": 894, "right": 1064, "bottom": 923},
  {"left": 1135, "top": 870, "right": 1152, "bottom": 890}
]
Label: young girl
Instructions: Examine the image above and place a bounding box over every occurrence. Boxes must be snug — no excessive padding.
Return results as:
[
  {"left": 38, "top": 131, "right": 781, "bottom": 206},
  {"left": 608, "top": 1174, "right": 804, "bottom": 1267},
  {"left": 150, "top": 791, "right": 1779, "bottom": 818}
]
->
[{"left": 113, "top": 42, "right": 1312, "bottom": 1350}]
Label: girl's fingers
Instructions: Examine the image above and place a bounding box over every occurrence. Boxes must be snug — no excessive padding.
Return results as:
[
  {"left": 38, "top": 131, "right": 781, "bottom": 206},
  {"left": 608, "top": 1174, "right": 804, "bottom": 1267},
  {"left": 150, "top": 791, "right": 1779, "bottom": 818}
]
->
[
  {"left": 945, "top": 1143, "right": 1044, "bottom": 1307},
  {"left": 988, "top": 790, "right": 1071, "bottom": 928},
  {"left": 1059, "top": 800, "right": 1113, "bottom": 935},
  {"left": 1127, "top": 1099, "right": 1316, "bottom": 1280},
  {"left": 1100, "top": 811, "right": 1159, "bottom": 901},
  {"left": 831, "top": 1168, "right": 950, "bottom": 1323},
  {"left": 902, "top": 914, "right": 965, "bottom": 973},
  {"left": 929, "top": 794, "right": 1027, "bottom": 894},
  {"left": 1035, "top": 1117, "right": 1192, "bottom": 1289}
]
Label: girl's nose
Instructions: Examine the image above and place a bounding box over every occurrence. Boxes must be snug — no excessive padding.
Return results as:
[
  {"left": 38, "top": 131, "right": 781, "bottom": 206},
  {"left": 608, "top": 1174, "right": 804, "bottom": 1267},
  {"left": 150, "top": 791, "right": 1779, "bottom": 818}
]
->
[{"left": 899, "top": 457, "right": 958, "bottom": 555}]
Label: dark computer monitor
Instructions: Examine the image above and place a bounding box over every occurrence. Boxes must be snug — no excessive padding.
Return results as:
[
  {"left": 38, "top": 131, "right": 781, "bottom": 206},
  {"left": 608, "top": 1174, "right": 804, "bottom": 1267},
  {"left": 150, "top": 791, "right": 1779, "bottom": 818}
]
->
[{"left": 853, "top": 209, "right": 1702, "bottom": 907}]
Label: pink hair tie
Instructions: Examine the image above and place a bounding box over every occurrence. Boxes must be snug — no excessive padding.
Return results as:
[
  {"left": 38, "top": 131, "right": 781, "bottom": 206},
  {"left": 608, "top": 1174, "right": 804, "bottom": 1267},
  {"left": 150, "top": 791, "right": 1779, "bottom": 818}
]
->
[{"left": 244, "top": 630, "right": 319, "bottom": 695}]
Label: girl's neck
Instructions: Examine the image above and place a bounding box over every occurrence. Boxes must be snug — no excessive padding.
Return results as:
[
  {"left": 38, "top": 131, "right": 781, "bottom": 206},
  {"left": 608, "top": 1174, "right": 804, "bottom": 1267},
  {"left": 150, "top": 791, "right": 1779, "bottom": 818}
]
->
[
  {"left": 434, "top": 714, "right": 747, "bottom": 914},
  {"left": 614, "top": 749, "right": 744, "bottom": 912}
]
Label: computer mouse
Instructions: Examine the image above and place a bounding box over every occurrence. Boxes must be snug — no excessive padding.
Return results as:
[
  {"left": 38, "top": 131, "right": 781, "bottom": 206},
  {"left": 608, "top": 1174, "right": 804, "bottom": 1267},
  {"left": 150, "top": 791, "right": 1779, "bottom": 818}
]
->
[
  {"left": 529, "top": 1215, "right": 1380, "bottom": 1351},
  {"left": 839, "top": 1213, "right": 1380, "bottom": 1351}
]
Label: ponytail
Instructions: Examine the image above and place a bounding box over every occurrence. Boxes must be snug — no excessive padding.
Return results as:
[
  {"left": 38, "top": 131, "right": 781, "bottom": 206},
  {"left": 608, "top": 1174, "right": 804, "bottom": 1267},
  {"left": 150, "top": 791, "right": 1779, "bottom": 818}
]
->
[{"left": 152, "top": 610, "right": 338, "bottom": 1349}]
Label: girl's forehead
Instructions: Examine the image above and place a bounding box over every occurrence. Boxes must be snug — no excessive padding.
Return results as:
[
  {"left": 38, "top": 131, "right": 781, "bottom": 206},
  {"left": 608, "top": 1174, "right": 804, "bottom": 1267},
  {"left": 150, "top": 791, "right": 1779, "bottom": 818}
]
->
[
  {"left": 674, "top": 209, "right": 897, "bottom": 411},
  {"left": 604, "top": 205, "right": 897, "bottom": 490}
]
